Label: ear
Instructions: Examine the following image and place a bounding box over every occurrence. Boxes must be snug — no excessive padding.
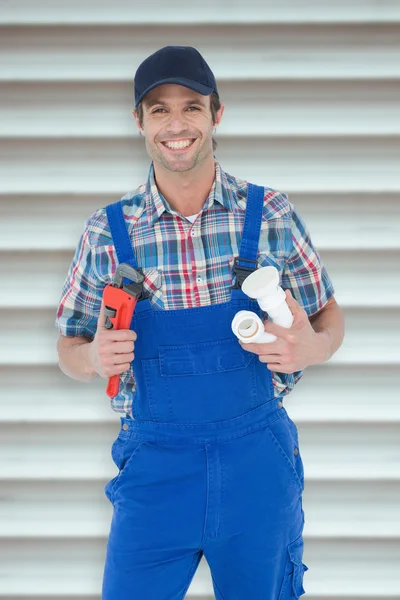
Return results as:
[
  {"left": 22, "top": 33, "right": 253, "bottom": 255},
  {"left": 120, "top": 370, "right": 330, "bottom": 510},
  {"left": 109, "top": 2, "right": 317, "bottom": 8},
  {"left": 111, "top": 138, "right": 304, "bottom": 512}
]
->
[
  {"left": 131, "top": 109, "right": 142, "bottom": 132},
  {"left": 214, "top": 103, "right": 225, "bottom": 127}
]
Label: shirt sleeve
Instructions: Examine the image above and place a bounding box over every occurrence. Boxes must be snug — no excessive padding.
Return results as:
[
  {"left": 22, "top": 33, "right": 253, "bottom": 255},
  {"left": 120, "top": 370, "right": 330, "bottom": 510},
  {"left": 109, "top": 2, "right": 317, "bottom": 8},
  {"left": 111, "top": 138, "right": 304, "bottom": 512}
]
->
[
  {"left": 55, "top": 222, "right": 104, "bottom": 339},
  {"left": 281, "top": 201, "right": 336, "bottom": 318}
]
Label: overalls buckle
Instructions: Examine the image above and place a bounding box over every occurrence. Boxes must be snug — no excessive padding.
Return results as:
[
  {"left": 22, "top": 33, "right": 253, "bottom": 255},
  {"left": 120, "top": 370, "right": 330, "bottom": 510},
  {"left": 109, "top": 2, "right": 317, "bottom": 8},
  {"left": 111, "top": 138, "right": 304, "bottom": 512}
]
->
[{"left": 230, "top": 256, "right": 258, "bottom": 289}]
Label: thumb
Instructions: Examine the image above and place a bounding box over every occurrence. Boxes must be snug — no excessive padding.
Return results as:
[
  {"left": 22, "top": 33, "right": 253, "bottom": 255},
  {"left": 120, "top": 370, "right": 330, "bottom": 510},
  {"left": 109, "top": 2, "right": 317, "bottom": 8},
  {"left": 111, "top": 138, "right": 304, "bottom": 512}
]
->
[
  {"left": 264, "top": 318, "right": 294, "bottom": 341},
  {"left": 284, "top": 289, "right": 303, "bottom": 315},
  {"left": 98, "top": 293, "right": 108, "bottom": 330},
  {"left": 284, "top": 289, "right": 309, "bottom": 326}
]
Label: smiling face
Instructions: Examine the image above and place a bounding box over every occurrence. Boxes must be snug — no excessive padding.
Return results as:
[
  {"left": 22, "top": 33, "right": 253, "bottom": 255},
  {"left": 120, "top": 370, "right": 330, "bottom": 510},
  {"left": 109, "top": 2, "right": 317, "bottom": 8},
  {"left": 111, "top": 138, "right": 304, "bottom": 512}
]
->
[{"left": 133, "top": 84, "right": 224, "bottom": 174}]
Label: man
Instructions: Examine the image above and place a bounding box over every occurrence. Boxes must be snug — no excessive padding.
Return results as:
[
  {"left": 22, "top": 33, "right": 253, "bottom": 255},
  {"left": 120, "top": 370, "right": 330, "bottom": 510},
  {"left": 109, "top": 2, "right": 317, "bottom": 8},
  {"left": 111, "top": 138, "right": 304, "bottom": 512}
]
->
[{"left": 56, "top": 46, "right": 344, "bottom": 600}]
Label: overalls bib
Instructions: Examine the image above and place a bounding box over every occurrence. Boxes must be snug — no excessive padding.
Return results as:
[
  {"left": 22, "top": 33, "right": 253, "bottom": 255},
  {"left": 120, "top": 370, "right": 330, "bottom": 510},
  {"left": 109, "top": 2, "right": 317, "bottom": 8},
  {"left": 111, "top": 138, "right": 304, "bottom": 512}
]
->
[{"left": 102, "top": 183, "right": 308, "bottom": 599}]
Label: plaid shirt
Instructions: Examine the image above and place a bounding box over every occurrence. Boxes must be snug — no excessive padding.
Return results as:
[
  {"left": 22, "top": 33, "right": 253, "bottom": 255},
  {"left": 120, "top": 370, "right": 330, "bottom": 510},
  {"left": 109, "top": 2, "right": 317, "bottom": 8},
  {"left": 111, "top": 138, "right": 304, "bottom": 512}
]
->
[{"left": 56, "top": 159, "right": 335, "bottom": 414}]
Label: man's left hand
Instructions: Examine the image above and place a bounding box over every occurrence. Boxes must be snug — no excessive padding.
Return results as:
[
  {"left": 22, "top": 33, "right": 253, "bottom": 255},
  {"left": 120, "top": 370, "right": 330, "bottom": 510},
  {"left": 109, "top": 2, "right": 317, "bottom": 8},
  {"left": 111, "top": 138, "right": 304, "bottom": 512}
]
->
[{"left": 239, "top": 289, "right": 327, "bottom": 373}]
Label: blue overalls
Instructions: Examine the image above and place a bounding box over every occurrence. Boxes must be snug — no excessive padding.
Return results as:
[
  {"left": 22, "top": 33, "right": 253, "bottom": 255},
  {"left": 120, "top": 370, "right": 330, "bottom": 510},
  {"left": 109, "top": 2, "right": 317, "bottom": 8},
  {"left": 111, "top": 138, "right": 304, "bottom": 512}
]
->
[{"left": 102, "top": 183, "right": 308, "bottom": 599}]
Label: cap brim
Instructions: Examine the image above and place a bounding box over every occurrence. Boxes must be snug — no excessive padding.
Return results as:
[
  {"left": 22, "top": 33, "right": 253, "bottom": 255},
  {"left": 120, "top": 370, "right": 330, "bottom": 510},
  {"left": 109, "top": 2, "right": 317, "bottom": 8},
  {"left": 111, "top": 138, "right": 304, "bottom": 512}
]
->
[{"left": 135, "top": 77, "right": 214, "bottom": 107}]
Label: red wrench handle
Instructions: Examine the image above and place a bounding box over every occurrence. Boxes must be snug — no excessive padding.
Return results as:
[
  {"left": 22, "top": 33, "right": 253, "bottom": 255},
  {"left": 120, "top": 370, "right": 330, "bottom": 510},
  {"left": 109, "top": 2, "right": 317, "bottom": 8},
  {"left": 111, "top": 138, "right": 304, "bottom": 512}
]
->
[{"left": 102, "top": 284, "right": 138, "bottom": 398}]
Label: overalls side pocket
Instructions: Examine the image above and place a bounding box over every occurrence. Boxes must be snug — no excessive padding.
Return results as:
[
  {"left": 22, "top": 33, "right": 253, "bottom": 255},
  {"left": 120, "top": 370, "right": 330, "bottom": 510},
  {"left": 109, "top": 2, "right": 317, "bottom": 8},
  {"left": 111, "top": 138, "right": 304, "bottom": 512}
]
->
[{"left": 279, "top": 532, "right": 309, "bottom": 599}]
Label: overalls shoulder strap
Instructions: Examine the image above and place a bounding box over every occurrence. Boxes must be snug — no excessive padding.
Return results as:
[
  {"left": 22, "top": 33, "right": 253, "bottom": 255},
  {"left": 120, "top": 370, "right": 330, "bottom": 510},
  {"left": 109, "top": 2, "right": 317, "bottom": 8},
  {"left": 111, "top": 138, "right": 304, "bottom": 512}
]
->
[
  {"left": 231, "top": 182, "right": 265, "bottom": 288},
  {"left": 238, "top": 182, "right": 265, "bottom": 263},
  {"left": 105, "top": 201, "right": 138, "bottom": 268}
]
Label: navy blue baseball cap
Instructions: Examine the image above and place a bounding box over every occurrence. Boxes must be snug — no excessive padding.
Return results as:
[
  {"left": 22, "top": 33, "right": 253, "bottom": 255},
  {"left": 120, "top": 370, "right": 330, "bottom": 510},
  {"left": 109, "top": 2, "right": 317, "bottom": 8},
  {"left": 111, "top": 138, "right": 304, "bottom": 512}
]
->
[{"left": 134, "top": 46, "right": 219, "bottom": 108}]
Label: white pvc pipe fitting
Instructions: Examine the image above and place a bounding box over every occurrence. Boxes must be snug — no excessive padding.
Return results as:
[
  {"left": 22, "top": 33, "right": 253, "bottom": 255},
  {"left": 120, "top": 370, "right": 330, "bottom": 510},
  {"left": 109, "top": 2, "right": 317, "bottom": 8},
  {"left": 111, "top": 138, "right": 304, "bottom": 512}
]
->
[
  {"left": 231, "top": 266, "right": 293, "bottom": 344},
  {"left": 231, "top": 310, "right": 278, "bottom": 343}
]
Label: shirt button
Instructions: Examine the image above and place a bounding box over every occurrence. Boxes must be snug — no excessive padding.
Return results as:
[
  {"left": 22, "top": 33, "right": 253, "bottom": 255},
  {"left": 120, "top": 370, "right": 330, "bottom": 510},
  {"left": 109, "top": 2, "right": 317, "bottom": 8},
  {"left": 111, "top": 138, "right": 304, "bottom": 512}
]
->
[
  {"left": 294, "top": 447, "right": 299, "bottom": 456},
  {"left": 196, "top": 277, "right": 202, "bottom": 284},
  {"left": 122, "top": 423, "right": 129, "bottom": 431},
  {"left": 277, "top": 400, "right": 283, "bottom": 408},
  {"left": 191, "top": 230, "right": 196, "bottom": 236}
]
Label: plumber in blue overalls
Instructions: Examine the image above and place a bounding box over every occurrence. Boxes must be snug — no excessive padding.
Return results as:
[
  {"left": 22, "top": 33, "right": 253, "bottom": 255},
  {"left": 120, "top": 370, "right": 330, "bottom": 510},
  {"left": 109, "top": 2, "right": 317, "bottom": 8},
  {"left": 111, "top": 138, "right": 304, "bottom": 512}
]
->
[{"left": 102, "top": 46, "right": 309, "bottom": 599}]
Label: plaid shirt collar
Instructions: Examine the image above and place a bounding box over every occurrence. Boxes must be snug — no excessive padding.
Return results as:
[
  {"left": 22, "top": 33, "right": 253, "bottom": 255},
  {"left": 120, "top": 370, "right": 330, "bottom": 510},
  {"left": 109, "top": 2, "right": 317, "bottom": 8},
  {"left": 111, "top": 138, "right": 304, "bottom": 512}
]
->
[{"left": 145, "top": 157, "right": 245, "bottom": 227}]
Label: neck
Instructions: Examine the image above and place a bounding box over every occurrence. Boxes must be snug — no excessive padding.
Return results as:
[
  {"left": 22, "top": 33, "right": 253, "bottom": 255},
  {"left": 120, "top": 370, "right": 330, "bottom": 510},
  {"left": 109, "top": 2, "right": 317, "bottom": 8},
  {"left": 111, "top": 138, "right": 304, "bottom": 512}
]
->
[{"left": 153, "top": 155, "right": 216, "bottom": 217}]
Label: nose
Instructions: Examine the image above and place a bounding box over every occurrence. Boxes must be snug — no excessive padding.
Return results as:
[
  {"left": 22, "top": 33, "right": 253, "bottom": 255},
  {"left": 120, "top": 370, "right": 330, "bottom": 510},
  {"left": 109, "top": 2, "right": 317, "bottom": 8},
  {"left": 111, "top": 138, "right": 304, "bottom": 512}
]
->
[
  {"left": 166, "top": 119, "right": 188, "bottom": 135},
  {"left": 164, "top": 110, "right": 190, "bottom": 135}
]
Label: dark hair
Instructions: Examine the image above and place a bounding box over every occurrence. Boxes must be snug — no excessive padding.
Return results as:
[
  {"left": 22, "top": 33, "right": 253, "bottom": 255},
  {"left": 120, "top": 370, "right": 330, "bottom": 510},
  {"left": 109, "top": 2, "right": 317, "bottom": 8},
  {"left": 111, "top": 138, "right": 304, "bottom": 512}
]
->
[{"left": 135, "top": 92, "right": 221, "bottom": 151}]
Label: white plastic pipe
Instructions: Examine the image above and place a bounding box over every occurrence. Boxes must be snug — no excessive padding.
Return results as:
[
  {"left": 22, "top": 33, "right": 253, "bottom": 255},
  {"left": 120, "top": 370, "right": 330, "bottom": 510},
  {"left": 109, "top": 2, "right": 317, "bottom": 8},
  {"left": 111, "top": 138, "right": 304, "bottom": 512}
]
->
[
  {"left": 231, "top": 310, "right": 277, "bottom": 343},
  {"left": 231, "top": 266, "right": 293, "bottom": 344}
]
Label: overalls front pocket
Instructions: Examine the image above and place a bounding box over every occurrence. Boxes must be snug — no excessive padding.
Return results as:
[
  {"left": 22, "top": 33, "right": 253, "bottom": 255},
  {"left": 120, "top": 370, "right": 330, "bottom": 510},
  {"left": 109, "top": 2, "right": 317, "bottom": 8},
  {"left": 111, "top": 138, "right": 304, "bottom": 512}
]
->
[
  {"left": 105, "top": 419, "right": 144, "bottom": 504},
  {"left": 265, "top": 409, "right": 305, "bottom": 495},
  {"left": 141, "top": 337, "right": 259, "bottom": 422}
]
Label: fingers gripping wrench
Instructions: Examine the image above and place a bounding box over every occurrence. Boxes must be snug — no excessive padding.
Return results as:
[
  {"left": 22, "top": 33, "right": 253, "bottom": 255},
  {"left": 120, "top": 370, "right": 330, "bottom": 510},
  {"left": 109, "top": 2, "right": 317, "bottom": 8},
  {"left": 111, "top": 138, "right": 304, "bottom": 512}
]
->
[{"left": 102, "top": 263, "right": 149, "bottom": 398}]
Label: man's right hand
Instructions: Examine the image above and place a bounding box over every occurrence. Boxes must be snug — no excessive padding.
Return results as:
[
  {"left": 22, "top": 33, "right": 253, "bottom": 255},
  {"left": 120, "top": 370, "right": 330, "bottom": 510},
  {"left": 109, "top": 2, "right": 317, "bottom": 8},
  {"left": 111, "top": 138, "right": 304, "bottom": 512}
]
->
[{"left": 88, "top": 297, "right": 138, "bottom": 379}]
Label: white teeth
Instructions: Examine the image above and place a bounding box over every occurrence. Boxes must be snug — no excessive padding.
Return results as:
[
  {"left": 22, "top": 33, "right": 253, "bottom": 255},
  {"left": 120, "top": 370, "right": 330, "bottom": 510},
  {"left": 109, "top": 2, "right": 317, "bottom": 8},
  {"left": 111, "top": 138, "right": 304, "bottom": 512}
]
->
[{"left": 164, "top": 139, "right": 194, "bottom": 149}]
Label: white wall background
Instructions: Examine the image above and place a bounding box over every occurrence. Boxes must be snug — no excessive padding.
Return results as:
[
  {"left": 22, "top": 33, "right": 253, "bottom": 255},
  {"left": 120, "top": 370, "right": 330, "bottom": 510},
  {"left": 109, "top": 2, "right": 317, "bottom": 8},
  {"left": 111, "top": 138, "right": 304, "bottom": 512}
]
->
[{"left": 1, "top": 1, "right": 400, "bottom": 598}]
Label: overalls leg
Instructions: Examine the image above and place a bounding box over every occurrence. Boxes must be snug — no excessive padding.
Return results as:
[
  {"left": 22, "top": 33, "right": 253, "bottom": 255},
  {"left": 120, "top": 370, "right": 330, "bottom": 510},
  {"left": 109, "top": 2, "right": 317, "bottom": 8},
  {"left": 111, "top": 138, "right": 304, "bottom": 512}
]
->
[{"left": 102, "top": 430, "right": 207, "bottom": 600}]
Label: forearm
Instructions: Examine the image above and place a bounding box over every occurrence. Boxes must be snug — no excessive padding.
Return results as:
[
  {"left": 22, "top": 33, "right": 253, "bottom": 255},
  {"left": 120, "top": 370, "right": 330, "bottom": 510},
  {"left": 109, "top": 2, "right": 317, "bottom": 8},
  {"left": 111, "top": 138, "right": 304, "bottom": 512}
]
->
[
  {"left": 310, "top": 302, "right": 345, "bottom": 362},
  {"left": 57, "top": 337, "right": 98, "bottom": 383}
]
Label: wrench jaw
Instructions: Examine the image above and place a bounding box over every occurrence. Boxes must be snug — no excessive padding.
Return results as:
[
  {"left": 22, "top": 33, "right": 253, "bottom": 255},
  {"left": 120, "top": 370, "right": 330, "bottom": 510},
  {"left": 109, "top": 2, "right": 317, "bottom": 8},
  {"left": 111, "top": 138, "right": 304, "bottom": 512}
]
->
[
  {"left": 113, "top": 263, "right": 144, "bottom": 287},
  {"left": 103, "top": 263, "right": 150, "bottom": 330},
  {"left": 113, "top": 263, "right": 150, "bottom": 301}
]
